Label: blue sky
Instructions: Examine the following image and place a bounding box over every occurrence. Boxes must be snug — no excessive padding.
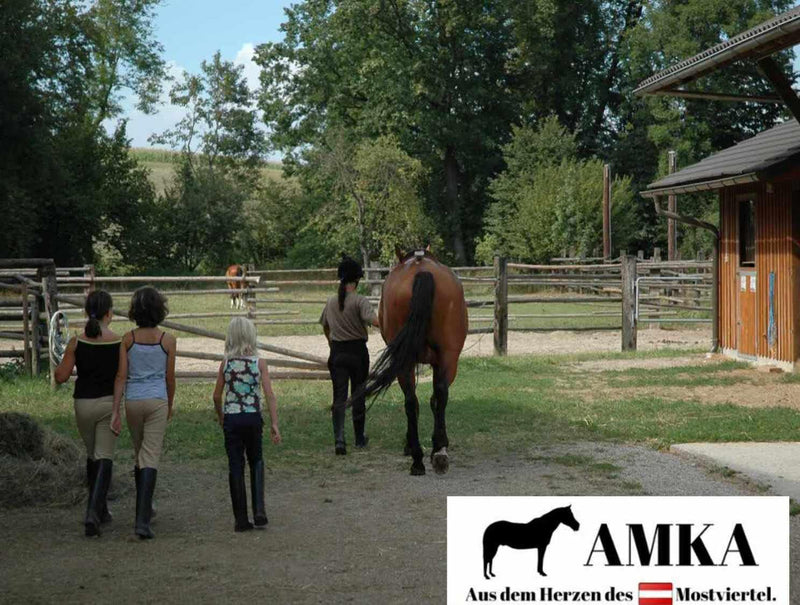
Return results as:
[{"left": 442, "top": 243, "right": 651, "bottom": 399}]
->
[{"left": 115, "top": 0, "right": 293, "bottom": 149}]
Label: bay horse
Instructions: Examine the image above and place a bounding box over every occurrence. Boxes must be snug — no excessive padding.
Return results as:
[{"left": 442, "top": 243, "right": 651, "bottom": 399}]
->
[
  {"left": 483, "top": 505, "right": 580, "bottom": 579},
  {"left": 359, "top": 245, "right": 467, "bottom": 475},
  {"left": 225, "top": 264, "right": 246, "bottom": 309}
]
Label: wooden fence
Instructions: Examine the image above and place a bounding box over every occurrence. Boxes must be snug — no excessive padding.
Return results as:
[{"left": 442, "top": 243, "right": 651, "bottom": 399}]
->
[{"left": 0, "top": 254, "right": 714, "bottom": 382}]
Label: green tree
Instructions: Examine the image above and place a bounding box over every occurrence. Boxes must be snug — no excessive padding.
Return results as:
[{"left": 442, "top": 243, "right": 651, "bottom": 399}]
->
[
  {"left": 152, "top": 51, "right": 268, "bottom": 186},
  {"left": 87, "top": 0, "right": 167, "bottom": 131},
  {"left": 257, "top": 0, "right": 520, "bottom": 263},
  {"left": 159, "top": 160, "right": 246, "bottom": 272},
  {"left": 476, "top": 117, "right": 637, "bottom": 263},
  {"left": 307, "top": 133, "right": 436, "bottom": 267},
  {"left": 0, "top": 0, "right": 164, "bottom": 265}
]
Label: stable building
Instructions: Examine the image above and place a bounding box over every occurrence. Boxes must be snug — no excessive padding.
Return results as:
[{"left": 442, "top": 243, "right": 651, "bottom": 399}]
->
[
  {"left": 636, "top": 6, "right": 800, "bottom": 369},
  {"left": 644, "top": 120, "right": 800, "bottom": 368}
]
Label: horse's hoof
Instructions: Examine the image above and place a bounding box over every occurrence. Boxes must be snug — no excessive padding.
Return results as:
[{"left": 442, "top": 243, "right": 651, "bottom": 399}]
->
[
  {"left": 410, "top": 463, "right": 426, "bottom": 476},
  {"left": 432, "top": 449, "right": 449, "bottom": 474}
]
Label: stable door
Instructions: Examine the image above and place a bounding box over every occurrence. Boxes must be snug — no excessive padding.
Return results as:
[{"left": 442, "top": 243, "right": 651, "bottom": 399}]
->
[
  {"left": 737, "top": 198, "right": 757, "bottom": 358},
  {"left": 737, "top": 272, "right": 757, "bottom": 358}
]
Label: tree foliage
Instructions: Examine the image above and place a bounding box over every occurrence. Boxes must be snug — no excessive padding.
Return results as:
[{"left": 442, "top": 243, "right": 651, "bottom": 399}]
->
[{"left": 476, "top": 117, "right": 637, "bottom": 264}]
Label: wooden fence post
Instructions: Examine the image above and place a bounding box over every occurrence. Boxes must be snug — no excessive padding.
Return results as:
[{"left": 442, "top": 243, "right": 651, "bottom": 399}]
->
[
  {"left": 21, "top": 284, "right": 31, "bottom": 375},
  {"left": 83, "top": 264, "right": 95, "bottom": 296},
  {"left": 603, "top": 163, "right": 611, "bottom": 259},
  {"left": 39, "top": 262, "right": 59, "bottom": 387},
  {"left": 493, "top": 256, "right": 508, "bottom": 356},
  {"left": 30, "top": 289, "right": 41, "bottom": 376},
  {"left": 667, "top": 151, "right": 678, "bottom": 261},
  {"left": 621, "top": 255, "right": 637, "bottom": 352}
]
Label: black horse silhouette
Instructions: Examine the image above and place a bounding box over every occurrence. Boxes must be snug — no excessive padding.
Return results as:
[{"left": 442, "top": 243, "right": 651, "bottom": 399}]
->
[{"left": 482, "top": 505, "right": 580, "bottom": 580}]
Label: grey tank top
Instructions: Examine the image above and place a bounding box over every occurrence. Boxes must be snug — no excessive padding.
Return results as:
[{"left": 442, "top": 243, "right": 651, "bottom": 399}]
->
[{"left": 126, "top": 331, "right": 168, "bottom": 401}]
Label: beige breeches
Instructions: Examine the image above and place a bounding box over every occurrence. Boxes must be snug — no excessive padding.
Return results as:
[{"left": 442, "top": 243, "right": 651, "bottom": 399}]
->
[
  {"left": 74, "top": 396, "right": 118, "bottom": 460},
  {"left": 125, "top": 398, "right": 168, "bottom": 469}
]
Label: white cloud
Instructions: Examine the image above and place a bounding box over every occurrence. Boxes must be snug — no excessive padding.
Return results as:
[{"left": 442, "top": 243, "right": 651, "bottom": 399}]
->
[{"left": 234, "top": 42, "right": 261, "bottom": 93}]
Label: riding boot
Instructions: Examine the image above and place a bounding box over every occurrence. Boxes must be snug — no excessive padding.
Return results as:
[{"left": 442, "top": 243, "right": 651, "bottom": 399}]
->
[
  {"left": 134, "top": 466, "right": 156, "bottom": 520},
  {"left": 353, "top": 414, "right": 369, "bottom": 449},
  {"left": 84, "top": 459, "right": 101, "bottom": 536},
  {"left": 229, "top": 472, "right": 253, "bottom": 532},
  {"left": 332, "top": 406, "right": 346, "bottom": 455},
  {"left": 135, "top": 467, "right": 157, "bottom": 539},
  {"left": 250, "top": 460, "right": 268, "bottom": 527},
  {"left": 88, "top": 458, "right": 114, "bottom": 524}
]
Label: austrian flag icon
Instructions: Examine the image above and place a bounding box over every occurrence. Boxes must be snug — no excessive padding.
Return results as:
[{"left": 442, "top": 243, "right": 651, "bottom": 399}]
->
[{"left": 638, "top": 582, "right": 673, "bottom": 605}]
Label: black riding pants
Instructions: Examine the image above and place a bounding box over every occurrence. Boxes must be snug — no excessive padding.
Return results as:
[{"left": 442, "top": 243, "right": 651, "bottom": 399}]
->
[
  {"left": 328, "top": 339, "right": 369, "bottom": 423},
  {"left": 223, "top": 413, "right": 263, "bottom": 478}
]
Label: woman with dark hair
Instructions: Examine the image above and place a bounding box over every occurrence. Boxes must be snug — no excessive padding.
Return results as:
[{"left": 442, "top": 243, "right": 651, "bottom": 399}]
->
[
  {"left": 55, "top": 290, "right": 120, "bottom": 537},
  {"left": 319, "top": 255, "right": 379, "bottom": 455},
  {"left": 111, "top": 286, "right": 176, "bottom": 539}
]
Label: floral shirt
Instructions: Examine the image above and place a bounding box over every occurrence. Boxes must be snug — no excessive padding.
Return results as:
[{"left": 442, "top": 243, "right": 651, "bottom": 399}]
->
[{"left": 223, "top": 356, "right": 262, "bottom": 414}]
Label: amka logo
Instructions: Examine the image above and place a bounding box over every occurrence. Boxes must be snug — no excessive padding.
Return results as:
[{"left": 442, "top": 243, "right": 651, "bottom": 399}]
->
[
  {"left": 585, "top": 523, "right": 757, "bottom": 567},
  {"left": 482, "top": 505, "right": 580, "bottom": 579}
]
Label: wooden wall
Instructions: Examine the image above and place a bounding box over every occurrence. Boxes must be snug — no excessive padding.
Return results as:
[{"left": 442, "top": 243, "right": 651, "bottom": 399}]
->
[{"left": 718, "top": 182, "right": 797, "bottom": 363}]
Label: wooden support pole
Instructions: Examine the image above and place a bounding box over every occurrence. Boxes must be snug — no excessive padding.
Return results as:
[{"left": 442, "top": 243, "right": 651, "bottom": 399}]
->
[
  {"left": 39, "top": 262, "right": 59, "bottom": 387},
  {"left": 493, "top": 256, "right": 508, "bottom": 356},
  {"left": 667, "top": 151, "right": 678, "bottom": 261},
  {"left": 84, "top": 264, "right": 95, "bottom": 296},
  {"left": 603, "top": 163, "right": 611, "bottom": 259},
  {"left": 21, "top": 285, "right": 31, "bottom": 375},
  {"left": 621, "top": 255, "right": 637, "bottom": 352},
  {"left": 31, "top": 292, "right": 41, "bottom": 375}
]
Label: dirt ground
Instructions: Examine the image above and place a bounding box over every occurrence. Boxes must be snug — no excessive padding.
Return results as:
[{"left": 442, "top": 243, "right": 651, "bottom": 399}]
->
[
  {"left": 564, "top": 353, "right": 800, "bottom": 410},
  {"left": 176, "top": 328, "right": 713, "bottom": 373},
  {"left": 3, "top": 443, "right": 798, "bottom": 604}
]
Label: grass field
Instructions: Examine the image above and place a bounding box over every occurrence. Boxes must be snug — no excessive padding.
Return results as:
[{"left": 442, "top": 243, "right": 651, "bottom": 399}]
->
[
  {"left": 3, "top": 350, "right": 798, "bottom": 473},
  {"left": 129, "top": 148, "right": 284, "bottom": 195}
]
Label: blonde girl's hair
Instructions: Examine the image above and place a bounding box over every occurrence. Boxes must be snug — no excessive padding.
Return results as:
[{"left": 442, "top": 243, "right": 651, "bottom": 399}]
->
[{"left": 224, "top": 317, "right": 258, "bottom": 358}]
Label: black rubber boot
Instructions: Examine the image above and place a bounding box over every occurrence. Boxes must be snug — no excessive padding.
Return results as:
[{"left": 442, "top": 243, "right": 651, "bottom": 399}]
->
[
  {"left": 135, "top": 467, "right": 157, "bottom": 539},
  {"left": 353, "top": 415, "right": 369, "bottom": 449},
  {"left": 229, "top": 473, "right": 253, "bottom": 532},
  {"left": 250, "top": 460, "right": 267, "bottom": 527},
  {"left": 332, "top": 407, "right": 346, "bottom": 455}
]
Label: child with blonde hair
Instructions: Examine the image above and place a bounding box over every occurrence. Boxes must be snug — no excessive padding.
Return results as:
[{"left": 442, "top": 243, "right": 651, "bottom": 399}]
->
[{"left": 213, "top": 317, "right": 281, "bottom": 531}]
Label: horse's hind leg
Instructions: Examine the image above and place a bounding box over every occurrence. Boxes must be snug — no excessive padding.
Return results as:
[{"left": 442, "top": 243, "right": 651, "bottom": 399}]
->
[
  {"left": 398, "top": 372, "right": 424, "bottom": 475},
  {"left": 403, "top": 397, "right": 419, "bottom": 456},
  {"left": 430, "top": 361, "right": 452, "bottom": 474},
  {"left": 483, "top": 542, "right": 498, "bottom": 579}
]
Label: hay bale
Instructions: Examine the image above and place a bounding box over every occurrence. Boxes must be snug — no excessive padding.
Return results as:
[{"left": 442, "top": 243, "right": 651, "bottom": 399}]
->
[
  {"left": 0, "top": 412, "right": 46, "bottom": 460},
  {"left": 0, "top": 412, "right": 84, "bottom": 508}
]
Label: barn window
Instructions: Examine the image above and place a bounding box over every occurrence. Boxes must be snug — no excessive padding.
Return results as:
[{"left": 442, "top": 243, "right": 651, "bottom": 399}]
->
[{"left": 739, "top": 199, "right": 756, "bottom": 267}]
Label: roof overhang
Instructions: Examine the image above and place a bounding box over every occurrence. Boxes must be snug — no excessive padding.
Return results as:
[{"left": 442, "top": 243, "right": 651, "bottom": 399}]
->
[
  {"left": 634, "top": 7, "right": 800, "bottom": 97},
  {"left": 642, "top": 173, "right": 760, "bottom": 197}
]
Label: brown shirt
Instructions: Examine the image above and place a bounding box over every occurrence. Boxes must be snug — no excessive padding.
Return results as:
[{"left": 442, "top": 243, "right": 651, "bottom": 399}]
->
[{"left": 320, "top": 292, "right": 376, "bottom": 342}]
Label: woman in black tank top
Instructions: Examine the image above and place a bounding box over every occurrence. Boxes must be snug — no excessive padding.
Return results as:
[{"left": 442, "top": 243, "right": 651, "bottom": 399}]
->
[
  {"left": 54, "top": 290, "right": 120, "bottom": 537},
  {"left": 319, "top": 256, "right": 379, "bottom": 455}
]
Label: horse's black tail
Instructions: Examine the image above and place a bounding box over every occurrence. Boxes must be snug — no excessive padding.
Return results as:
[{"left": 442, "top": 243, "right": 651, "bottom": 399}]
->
[{"left": 358, "top": 271, "right": 435, "bottom": 402}]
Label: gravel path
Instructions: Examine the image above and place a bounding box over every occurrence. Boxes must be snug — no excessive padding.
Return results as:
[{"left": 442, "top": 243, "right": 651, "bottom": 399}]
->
[{"left": 3, "top": 441, "right": 797, "bottom": 604}]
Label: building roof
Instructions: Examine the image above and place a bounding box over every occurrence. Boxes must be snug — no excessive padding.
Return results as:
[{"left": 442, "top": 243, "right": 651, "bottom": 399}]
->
[
  {"left": 634, "top": 6, "right": 800, "bottom": 97},
  {"left": 644, "top": 119, "right": 800, "bottom": 196}
]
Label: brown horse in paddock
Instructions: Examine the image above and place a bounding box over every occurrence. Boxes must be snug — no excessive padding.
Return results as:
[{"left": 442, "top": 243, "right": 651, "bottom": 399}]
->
[
  {"left": 225, "top": 264, "right": 246, "bottom": 309},
  {"left": 359, "top": 246, "right": 467, "bottom": 475}
]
